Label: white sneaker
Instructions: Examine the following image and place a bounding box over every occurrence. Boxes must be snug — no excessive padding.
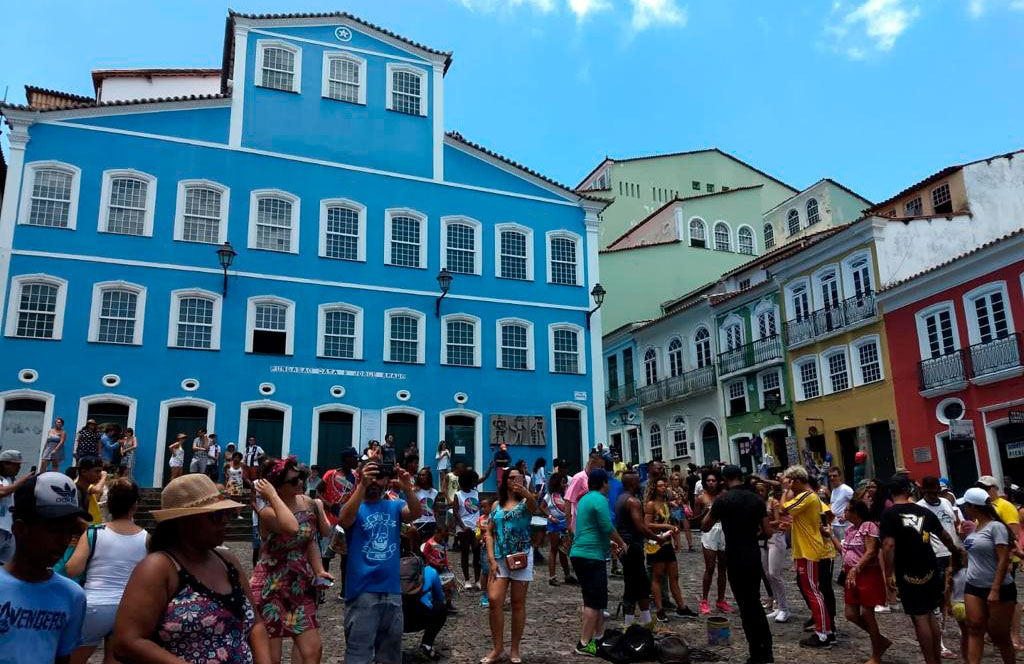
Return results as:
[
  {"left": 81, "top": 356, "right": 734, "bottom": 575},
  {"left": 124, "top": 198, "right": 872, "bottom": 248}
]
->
[
  {"left": 874, "top": 605, "right": 891, "bottom": 614},
  {"left": 773, "top": 610, "right": 789, "bottom": 623},
  {"left": 464, "top": 582, "right": 474, "bottom": 590},
  {"left": 473, "top": 582, "right": 482, "bottom": 590}
]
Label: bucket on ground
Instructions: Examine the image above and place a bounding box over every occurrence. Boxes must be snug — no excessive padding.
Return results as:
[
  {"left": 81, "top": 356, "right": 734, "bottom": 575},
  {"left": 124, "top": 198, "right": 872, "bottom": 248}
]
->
[{"left": 706, "top": 616, "right": 730, "bottom": 646}]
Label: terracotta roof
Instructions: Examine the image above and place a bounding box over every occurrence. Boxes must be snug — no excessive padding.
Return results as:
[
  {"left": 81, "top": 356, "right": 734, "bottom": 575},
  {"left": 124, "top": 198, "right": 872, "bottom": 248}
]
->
[
  {"left": 603, "top": 185, "right": 764, "bottom": 250},
  {"left": 602, "top": 319, "right": 653, "bottom": 342},
  {"left": 879, "top": 226, "right": 1024, "bottom": 293},
  {"left": 599, "top": 239, "right": 680, "bottom": 254},
  {"left": 0, "top": 93, "right": 230, "bottom": 115},
  {"left": 867, "top": 149, "right": 1023, "bottom": 214},
  {"left": 718, "top": 226, "right": 847, "bottom": 279},
  {"left": 636, "top": 292, "right": 714, "bottom": 331},
  {"left": 224, "top": 10, "right": 453, "bottom": 83},
  {"left": 660, "top": 281, "right": 720, "bottom": 314},
  {"left": 445, "top": 131, "right": 601, "bottom": 202},
  {"left": 762, "top": 177, "right": 872, "bottom": 217},
  {"left": 24, "top": 85, "right": 94, "bottom": 105},
  {"left": 92, "top": 68, "right": 221, "bottom": 93}
]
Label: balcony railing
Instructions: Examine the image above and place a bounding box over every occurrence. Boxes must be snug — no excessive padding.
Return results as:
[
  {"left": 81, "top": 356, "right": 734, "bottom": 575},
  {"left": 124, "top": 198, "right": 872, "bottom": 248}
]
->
[
  {"left": 785, "top": 293, "right": 876, "bottom": 346},
  {"left": 717, "top": 335, "right": 783, "bottom": 375},
  {"left": 919, "top": 334, "right": 1022, "bottom": 391},
  {"left": 638, "top": 365, "right": 716, "bottom": 409},
  {"left": 606, "top": 383, "right": 638, "bottom": 409}
]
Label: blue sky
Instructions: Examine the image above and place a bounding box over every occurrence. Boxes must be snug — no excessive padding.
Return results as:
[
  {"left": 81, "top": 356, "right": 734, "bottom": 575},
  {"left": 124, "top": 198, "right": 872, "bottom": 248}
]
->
[{"left": 2, "top": 0, "right": 1022, "bottom": 201}]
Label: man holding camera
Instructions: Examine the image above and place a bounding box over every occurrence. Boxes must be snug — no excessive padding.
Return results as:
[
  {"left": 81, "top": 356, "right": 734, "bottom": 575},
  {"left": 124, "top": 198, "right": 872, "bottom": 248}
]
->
[{"left": 339, "top": 459, "right": 422, "bottom": 664}]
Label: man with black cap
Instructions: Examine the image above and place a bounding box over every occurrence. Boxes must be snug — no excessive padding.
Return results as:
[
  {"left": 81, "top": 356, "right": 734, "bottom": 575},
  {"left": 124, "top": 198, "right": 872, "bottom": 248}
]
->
[
  {"left": 0, "top": 472, "right": 88, "bottom": 662},
  {"left": 703, "top": 465, "right": 774, "bottom": 664},
  {"left": 0, "top": 450, "right": 34, "bottom": 564}
]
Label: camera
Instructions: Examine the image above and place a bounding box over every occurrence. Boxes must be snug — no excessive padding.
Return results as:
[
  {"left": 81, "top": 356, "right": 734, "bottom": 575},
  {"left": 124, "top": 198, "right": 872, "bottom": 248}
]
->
[{"left": 380, "top": 448, "right": 396, "bottom": 478}]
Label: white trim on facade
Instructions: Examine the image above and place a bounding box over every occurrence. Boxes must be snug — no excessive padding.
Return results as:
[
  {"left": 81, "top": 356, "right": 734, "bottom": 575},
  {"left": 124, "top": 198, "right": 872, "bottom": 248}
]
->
[
  {"left": 550, "top": 402, "right": 589, "bottom": 470},
  {"left": 494, "top": 223, "right": 534, "bottom": 281},
  {"left": 173, "top": 179, "right": 231, "bottom": 245},
  {"left": 317, "top": 302, "right": 364, "bottom": 360},
  {"left": 321, "top": 50, "right": 367, "bottom": 105},
  {"left": 254, "top": 38, "right": 303, "bottom": 93},
  {"left": 756, "top": 367, "right": 785, "bottom": 409},
  {"left": 440, "top": 215, "right": 483, "bottom": 276},
  {"left": 97, "top": 169, "right": 157, "bottom": 237},
  {"left": 76, "top": 393, "right": 138, "bottom": 439},
  {"left": 167, "top": 288, "right": 223, "bottom": 350},
  {"left": 382, "top": 405, "right": 426, "bottom": 467},
  {"left": 545, "top": 230, "right": 583, "bottom": 287},
  {"left": 87, "top": 280, "right": 147, "bottom": 345},
  {"left": 310, "top": 403, "right": 361, "bottom": 467},
  {"left": 962, "top": 281, "right": 1015, "bottom": 345},
  {"left": 850, "top": 334, "right": 885, "bottom": 386},
  {"left": 228, "top": 26, "right": 248, "bottom": 147},
  {"left": 819, "top": 345, "right": 852, "bottom": 395},
  {"left": 438, "top": 408, "right": 483, "bottom": 472},
  {"left": 318, "top": 198, "right": 367, "bottom": 262},
  {"left": 153, "top": 397, "right": 216, "bottom": 487},
  {"left": 736, "top": 224, "right": 756, "bottom": 255},
  {"left": 440, "top": 313, "right": 482, "bottom": 367},
  {"left": 4, "top": 274, "right": 69, "bottom": 340},
  {"left": 238, "top": 399, "right": 294, "bottom": 459},
  {"left": 914, "top": 300, "right": 961, "bottom": 360},
  {"left": 384, "top": 307, "right": 427, "bottom": 364},
  {"left": 712, "top": 220, "right": 732, "bottom": 252},
  {"left": 384, "top": 207, "right": 429, "bottom": 269},
  {"left": 245, "top": 295, "right": 297, "bottom": 356},
  {"left": 18, "top": 160, "right": 81, "bottom": 230},
  {"left": 0, "top": 389, "right": 56, "bottom": 469},
  {"left": 248, "top": 188, "right": 301, "bottom": 254},
  {"left": 495, "top": 317, "right": 535, "bottom": 371},
  {"left": 548, "top": 323, "right": 585, "bottom": 375},
  {"left": 792, "top": 354, "right": 821, "bottom": 401},
  {"left": 385, "top": 62, "right": 429, "bottom": 117}
]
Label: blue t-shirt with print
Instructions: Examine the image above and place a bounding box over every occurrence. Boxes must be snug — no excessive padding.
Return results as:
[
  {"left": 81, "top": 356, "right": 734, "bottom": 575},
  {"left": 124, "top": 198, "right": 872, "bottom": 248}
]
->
[
  {"left": 0, "top": 567, "right": 86, "bottom": 663},
  {"left": 346, "top": 499, "right": 404, "bottom": 600}
]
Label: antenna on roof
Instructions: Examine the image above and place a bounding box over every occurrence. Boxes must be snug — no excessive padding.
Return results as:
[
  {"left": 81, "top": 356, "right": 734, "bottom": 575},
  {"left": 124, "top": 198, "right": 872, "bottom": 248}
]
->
[{"left": 2, "top": 85, "right": 8, "bottom": 103}]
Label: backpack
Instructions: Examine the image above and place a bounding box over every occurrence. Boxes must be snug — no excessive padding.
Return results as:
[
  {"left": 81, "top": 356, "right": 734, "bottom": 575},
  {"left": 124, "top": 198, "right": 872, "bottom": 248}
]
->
[
  {"left": 598, "top": 624, "right": 658, "bottom": 664},
  {"left": 655, "top": 635, "right": 690, "bottom": 664},
  {"left": 399, "top": 554, "right": 424, "bottom": 596},
  {"left": 53, "top": 524, "right": 103, "bottom": 586}
]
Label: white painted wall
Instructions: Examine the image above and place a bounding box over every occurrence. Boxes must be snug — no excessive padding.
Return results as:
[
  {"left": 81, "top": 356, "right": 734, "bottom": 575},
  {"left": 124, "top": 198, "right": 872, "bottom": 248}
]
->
[{"left": 98, "top": 75, "right": 220, "bottom": 102}]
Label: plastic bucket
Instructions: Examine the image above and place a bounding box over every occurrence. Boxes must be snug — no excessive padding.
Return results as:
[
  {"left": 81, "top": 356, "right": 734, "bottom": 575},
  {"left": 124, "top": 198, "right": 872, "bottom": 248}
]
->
[{"left": 706, "top": 616, "right": 731, "bottom": 646}]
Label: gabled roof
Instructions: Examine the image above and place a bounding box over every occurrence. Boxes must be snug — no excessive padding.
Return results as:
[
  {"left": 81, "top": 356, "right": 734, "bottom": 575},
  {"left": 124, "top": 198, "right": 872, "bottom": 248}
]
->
[
  {"left": 222, "top": 10, "right": 453, "bottom": 91},
  {"left": 762, "top": 177, "right": 872, "bottom": 217},
  {"left": 660, "top": 281, "right": 719, "bottom": 315},
  {"left": 718, "top": 226, "right": 847, "bottom": 279},
  {"left": 24, "top": 85, "right": 94, "bottom": 107},
  {"left": 0, "top": 93, "right": 229, "bottom": 117},
  {"left": 92, "top": 68, "right": 221, "bottom": 94},
  {"left": 574, "top": 148, "right": 800, "bottom": 194}
]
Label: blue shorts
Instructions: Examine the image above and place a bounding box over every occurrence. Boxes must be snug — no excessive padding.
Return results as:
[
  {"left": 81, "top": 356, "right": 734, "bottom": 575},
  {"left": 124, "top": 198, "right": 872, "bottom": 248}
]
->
[{"left": 80, "top": 603, "right": 119, "bottom": 647}]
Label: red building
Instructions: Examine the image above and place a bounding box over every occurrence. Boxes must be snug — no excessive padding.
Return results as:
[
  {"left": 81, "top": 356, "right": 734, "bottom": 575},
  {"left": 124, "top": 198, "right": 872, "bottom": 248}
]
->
[{"left": 879, "top": 229, "right": 1024, "bottom": 495}]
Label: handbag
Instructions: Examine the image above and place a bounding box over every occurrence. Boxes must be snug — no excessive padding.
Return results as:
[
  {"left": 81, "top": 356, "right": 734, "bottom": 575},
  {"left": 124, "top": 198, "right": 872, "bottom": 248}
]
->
[{"left": 505, "top": 551, "right": 529, "bottom": 570}]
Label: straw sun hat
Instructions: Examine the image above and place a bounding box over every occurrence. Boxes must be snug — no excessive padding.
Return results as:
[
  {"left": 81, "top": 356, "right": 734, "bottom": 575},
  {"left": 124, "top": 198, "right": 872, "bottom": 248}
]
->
[{"left": 151, "top": 473, "right": 245, "bottom": 522}]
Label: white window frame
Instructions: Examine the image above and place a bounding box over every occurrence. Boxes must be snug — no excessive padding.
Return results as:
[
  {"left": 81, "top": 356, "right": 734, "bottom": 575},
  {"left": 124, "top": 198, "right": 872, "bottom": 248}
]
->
[
  {"left": 548, "top": 323, "right": 585, "bottom": 375},
  {"left": 812, "top": 264, "right": 843, "bottom": 309},
  {"left": 248, "top": 189, "right": 300, "bottom": 254},
  {"left": 725, "top": 378, "right": 748, "bottom": 416},
  {"left": 820, "top": 345, "right": 852, "bottom": 395},
  {"left": 255, "top": 39, "right": 302, "bottom": 93},
  {"left": 786, "top": 209, "right": 801, "bottom": 235},
  {"left": 689, "top": 217, "right": 707, "bottom": 248},
  {"left": 441, "top": 313, "right": 482, "bottom": 367},
  {"left": 671, "top": 415, "right": 688, "bottom": 458},
  {"left": 173, "top": 179, "right": 230, "bottom": 244},
  {"left": 713, "top": 221, "right": 732, "bottom": 252},
  {"left": 736, "top": 224, "right": 756, "bottom": 255},
  {"left": 317, "top": 303, "right": 364, "bottom": 360},
  {"left": 18, "top": 161, "right": 81, "bottom": 230},
  {"left": 914, "top": 301, "right": 961, "bottom": 360},
  {"left": 321, "top": 51, "right": 366, "bottom": 104},
  {"left": 667, "top": 337, "right": 685, "bottom": 377},
  {"left": 784, "top": 278, "right": 812, "bottom": 321},
  {"left": 4, "top": 274, "right": 69, "bottom": 340},
  {"left": 87, "top": 281, "right": 146, "bottom": 345},
  {"left": 546, "top": 230, "right": 583, "bottom": 286},
  {"left": 440, "top": 216, "right": 483, "bottom": 276},
  {"left": 763, "top": 223, "right": 775, "bottom": 249},
  {"left": 167, "top": 288, "right": 222, "bottom": 351},
  {"left": 753, "top": 300, "right": 780, "bottom": 340},
  {"left": 245, "top": 295, "right": 296, "bottom": 356},
  {"left": 384, "top": 308, "right": 427, "bottom": 364},
  {"left": 792, "top": 354, "right": 821, "bottom": 401},
  {"left": 841, "top": 250, "right": 874, "bottom": 297},
  {"left": 496, "top": 318, "right": 535, "bottom": 371},
  {"left": 805, "top": 198, "right": 821, "bottom": 226},
  {"left": 692, "top": 325, "right": 713, "bottom": 368},
  {"left": 757, "top": 368, "right": 785, "bottom": 409},
  {"left": 719, "top": 314, "right": 745, "bottom": 351},
  {"left": 643, "top": 347, "right": 659, "bottom": 385},
  {"left": 97, "top": 169, "right": 157, "bottom": 237},
  {"left": 962, "top": 281, "right": 1015, "bottom": 345},
  {"left": 851, "top": 334, "right": 885, "bottom": 386},
  {"left": 648, "top": 422, "right": 663, "bottom": 461},
  {"left": 318, "top": 198, "right": 366, "bottom": 262},
  {"left": 384, "top": 208, "right": 428, "bottom": 269},
  {"left": 385, "top": 62, "right": 428, "bottom": 117},
  {"left": 494, "top": 223, "right": 534, "bottom": 281}
]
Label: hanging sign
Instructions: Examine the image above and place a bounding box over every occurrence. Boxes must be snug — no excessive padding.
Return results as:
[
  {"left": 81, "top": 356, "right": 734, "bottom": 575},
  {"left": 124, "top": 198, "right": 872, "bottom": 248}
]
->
[
  {"left": 1006, "top": 441, "right": 1024, "bottom": 460},
  {"left": 948, "top": 419, "right": 975, "bottom": 441},
  {"left": 1009, "top": 411, "right": 1024, "bottom": 425}
]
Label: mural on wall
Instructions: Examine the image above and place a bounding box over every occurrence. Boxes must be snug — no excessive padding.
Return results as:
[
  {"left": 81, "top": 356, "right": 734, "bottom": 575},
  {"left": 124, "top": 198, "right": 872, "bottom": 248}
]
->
[{"left": 490, "top": 415, "right": 547, "bottom": 446}]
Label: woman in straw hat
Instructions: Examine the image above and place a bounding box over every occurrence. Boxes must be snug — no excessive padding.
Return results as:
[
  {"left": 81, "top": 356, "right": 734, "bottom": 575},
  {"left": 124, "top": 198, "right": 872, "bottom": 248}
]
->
[{"left": 111, "top": 473, "right": 272, "bottom": 664}]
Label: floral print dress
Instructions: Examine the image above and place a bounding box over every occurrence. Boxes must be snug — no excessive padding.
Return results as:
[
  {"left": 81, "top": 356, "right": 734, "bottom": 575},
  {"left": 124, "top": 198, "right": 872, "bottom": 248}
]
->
[{"left": 250, "top": 508, "right": 319, "bottom": 637}]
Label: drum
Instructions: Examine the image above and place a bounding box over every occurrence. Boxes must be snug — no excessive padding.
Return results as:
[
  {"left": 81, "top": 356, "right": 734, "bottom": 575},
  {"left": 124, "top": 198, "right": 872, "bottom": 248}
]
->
[
  {"left": 440, "top": 571, "right": 458, "bottom": 600},
  {"left": 329, "top": 525, "right": 347, "bottom": 555}
]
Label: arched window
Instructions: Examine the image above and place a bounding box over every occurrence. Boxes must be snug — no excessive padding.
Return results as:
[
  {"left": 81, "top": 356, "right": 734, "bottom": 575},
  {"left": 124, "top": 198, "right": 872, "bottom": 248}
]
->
[
  {"left": 644, "top": 348, "right": 658, "bottom": 385},
  {"left": 649, "top": 423, "right": 663, "bottom": 461},
  {"left": 787, "top": 209, "right": 800, "bottom": 235},
  {"left": 806, "top": 198, "right": 820, "bottom": 226},
  {"left": 714, "top": 222, "right": 731, "bottom": 251},
  {"left": 737, "top": 226, "right": 754, "bottom": 255},
  {"left": 672, "top": 416, "right": 688, "bottom": 457},
  {"left": 848, "top": 256, "right": 873, "bottom": 298},
  {"left": 817, "top": 269, "right": 841, "bottom": 310},
  {"left": 763, "top": 223, "right": 775, "bottom": 249},
  {"left": 668, "top": 339, "right": 684, "bottom": 377},
  {"left": 723, "top": 322, "right": 743, "bottom": 351},
  {"left": 694, "top": 328, "right": 712, "bottom": 369},
  {"left": 790, "top": 283, "right": 810, "bottom": 321},
  {"left": 689, "top": 219, "right": 706, "bottom": 248},
  {"left": 757, "top": 308, "right": 777, "bottom": 339}
]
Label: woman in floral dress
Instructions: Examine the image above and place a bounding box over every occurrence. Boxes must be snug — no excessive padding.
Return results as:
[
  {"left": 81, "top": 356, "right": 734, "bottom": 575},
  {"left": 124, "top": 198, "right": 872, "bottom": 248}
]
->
[{"left": 251, "top": 457, "right": 333, "bottom": 664}]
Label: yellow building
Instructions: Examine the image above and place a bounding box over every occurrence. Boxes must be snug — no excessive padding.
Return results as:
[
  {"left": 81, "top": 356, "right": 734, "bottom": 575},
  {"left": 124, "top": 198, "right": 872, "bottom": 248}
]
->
[{"left": 771, "top": 223, "right": 900, "bottom": 480}]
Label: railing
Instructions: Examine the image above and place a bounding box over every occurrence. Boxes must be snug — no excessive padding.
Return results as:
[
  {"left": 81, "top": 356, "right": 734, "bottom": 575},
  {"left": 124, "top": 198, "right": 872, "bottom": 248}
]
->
[
  {"left": 638, "top": 365, "right": 716, "bottom": 409},
  {"left": 717, "top": 335, "right": 783, "bottom": 375},
  {"left": 919, "top": 350, "right": 966, "bottom": 390},
  {"left": 606, "top": 383, "right": 638, "bottom": 409},
  {"left": 969, "top": 333, "right": 1022, "bottom": 378},
  {"left": 785, "top": 293, "right": 876, "bottom": 346}
]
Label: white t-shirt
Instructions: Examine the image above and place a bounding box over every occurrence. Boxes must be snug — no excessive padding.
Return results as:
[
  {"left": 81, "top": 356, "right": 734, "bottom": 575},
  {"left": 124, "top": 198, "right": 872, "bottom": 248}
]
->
[
  {"left": 207, "top": 443, "right": 220, "bottom": 461},
  {"left": 917, "top": 496, "right": 959, "bottom": 557},
  {"left": 455, "top": 489, "right": 480, "bottom": 530},
  {"left": 0, "top": 567, "right": 86, "bottom": 663},
  {"left": 0, "top": 477, "right": 13, "bottom": 533},
  {"left": 414, "top": 488, "right": 438, "bottom": 524},
  {"left": 830, "top": 483, "right": 853, "bottom": 524},
  {"left": 83, "top": 528, "right": 149, "bottom": 605}
]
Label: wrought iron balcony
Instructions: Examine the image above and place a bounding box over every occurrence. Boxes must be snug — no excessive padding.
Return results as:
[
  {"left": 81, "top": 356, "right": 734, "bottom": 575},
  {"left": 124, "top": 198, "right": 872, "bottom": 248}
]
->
[
  {"left": 785, "top": 293, "right": 876, "bottom": 347},
  {"left": 919, "top": 334, "right": 1022, "bottom": 392},
  {"left": 919, "top": 350, "right": 966, "bottom": 391},
  {"left": 638, "top": 365, "right": 716, "bottom": 409},
  {"left": 717, "top": 335, "right": 783, "bottom": 375},
  {"left": 968, "top": 333, "right": 1022, "bottom": 379},
  {"left": 606, "top": 383, "right": 638, "bottom": 409}
]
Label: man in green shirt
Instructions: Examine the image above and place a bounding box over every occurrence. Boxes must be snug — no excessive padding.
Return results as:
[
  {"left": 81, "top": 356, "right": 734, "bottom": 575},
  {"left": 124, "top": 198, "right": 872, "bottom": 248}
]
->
[{"left": 570, "top": 469, "right": 626, "bottom": 656}]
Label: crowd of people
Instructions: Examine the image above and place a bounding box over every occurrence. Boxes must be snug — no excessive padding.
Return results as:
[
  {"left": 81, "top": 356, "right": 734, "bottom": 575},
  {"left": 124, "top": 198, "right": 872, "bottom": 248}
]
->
[{"left": 2, "top": 430, "right": 1024, "bottom": 664}]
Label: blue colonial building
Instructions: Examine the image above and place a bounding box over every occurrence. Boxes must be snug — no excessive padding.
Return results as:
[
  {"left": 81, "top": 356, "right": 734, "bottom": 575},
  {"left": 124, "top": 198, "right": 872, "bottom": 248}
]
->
[{"left": 0, "top": 10, "right": 608, "bottom": 487}]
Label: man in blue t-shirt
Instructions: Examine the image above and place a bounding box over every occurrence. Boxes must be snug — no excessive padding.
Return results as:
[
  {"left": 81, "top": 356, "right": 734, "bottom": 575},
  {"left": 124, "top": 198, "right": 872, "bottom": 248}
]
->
[
  {"left": 339, "top": 460, "right": 422, "bottom": 664},
  {"left": 0, "top": 471, "right": 89, "bottom": 664}
]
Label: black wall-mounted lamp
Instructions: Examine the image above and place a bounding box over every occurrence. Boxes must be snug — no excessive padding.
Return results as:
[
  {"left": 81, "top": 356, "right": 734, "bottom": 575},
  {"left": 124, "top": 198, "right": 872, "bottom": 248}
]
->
[
  {"left": 435, "top": 268, "right": 453, "bottom": 317},
  {"left": 216, "top": 241, "right": 237, "bottom": 296},
  {"left": 585, "top": 282, "right": 606, "bottom": 329}
]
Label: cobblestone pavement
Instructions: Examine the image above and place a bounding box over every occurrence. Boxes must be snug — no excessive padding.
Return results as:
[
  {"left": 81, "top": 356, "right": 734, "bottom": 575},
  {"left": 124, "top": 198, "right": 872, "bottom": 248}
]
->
[{"left": 94, "top": 542, "right": 1019, "bottom": 663}]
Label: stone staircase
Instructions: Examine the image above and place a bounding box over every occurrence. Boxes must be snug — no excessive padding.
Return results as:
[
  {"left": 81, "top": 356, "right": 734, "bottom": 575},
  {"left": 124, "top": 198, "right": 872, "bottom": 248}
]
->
[{"left": 137, "top": 487, "right": 252, "bottom": 541}]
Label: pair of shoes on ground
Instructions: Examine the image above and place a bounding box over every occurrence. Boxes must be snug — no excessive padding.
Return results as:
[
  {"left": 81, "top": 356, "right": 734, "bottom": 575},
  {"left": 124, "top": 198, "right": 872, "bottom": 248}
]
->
[
  {"left": 798, "top": 633, "right": 833, "bottom": 649},
  {"left": 656, "top": 606, "right": 698, "bottom": 622},
  {"left": 698, "top": 599, "right": 733, "bottom": 615},
  {"left": 766, "top": 609, "right": 789, "bottom": 623}
]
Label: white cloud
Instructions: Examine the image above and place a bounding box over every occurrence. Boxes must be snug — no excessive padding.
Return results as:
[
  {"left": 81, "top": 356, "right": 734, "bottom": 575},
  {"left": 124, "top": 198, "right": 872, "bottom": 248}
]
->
[
  {"left": 967, "top": 0, "right": 987, "bottom": 16},
  {"left": 458, "top": 0, "right": 556, "bottom": 13},
  {"left": 966, "top": 0, "right": 1024, "bottom": 15},
  {"left": 567, "top": 0, "right": 612, "bottom": 22},
  {"left": 826, "top": 0, "right": 920, "bottom": 58},
  {"left": 629, "top": 0, "right": 688, "bottom": 31}
]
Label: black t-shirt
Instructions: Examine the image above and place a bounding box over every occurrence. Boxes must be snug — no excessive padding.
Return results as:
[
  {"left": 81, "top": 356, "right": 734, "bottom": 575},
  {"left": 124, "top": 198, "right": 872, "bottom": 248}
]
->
[
  {"left": 710, "top": 486, "right": 766, "bottom": 563},
  {"left": 879, "top": 502, "right": 944, "bottom": 583},
  {"left": 494, "top": 450, "right": 511, "bottom": 468}
]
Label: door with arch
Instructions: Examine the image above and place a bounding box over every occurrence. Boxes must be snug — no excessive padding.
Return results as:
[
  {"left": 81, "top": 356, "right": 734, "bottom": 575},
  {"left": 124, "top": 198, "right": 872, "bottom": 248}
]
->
[
  {"left": 385, "top": 412, "right": 419, "bottom": 464},
  {"left": 317, "top": 410, "right": 354, "bottom": 468},
  {"left": 246, "top": 408, "right": 285, "bottom": 460},
  {"left": 701, "top": 422, "right": 720, "bottom": 464},
  {"left": 444, "top": 415, "right": 476, "bottom": 471},
  {"left": 162, "top": 404, "right": 209, "bottom": 486},
  {"left": 1, "top": 397, "right": 48, "bottom": 475},
  {"left": 556, "top": 408, "right": 583, "bottom": 474},
  {"left": 87, "top": 401, "right": 130, "bottom": 431}
]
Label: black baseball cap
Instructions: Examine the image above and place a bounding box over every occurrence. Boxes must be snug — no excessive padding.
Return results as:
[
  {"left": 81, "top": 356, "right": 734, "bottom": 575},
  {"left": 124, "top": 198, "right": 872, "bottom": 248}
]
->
[
  {"left": 722, "top": 465, "right": 743, "bottom": 481},
  {"left": 13, "top": 472, "right": 91, "bottom": 521}
]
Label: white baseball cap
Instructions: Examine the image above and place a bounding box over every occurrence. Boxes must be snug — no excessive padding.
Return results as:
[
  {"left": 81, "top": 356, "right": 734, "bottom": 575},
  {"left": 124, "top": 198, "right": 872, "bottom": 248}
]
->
[
  {"left": 0, "top": 450, "right": 24, "bottom": 464},
  {"left": 957, "top": 487, "right": 990, "bottom": 508},
  {"left": 14, "top": 472, "right": 92, "bottom": 521}
]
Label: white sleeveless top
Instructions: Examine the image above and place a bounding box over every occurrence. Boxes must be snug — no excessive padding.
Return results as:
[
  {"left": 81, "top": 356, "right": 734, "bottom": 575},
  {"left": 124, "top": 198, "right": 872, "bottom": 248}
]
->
[{"left": 83, "top": 527, "right": 148, "bottom": 605}]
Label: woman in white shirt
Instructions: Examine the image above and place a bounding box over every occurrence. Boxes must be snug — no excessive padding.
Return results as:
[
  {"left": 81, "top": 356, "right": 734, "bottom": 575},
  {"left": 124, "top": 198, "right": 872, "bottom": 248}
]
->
[
  {"left": 436, "top": 441, "right": 451, "bottom": 490},
  {"left": 66, "top": 479, "right": 148, "bottom": 664}
]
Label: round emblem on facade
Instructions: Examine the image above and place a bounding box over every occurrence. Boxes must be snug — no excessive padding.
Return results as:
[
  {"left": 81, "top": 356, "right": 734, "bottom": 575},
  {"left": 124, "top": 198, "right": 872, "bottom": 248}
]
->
[
  {"left": 181, "top": 378, "right": 200, "bottom": 392},
  {"left": 259, "top": 382, "right": 275, "bottom": 396},
  {"left": 335, "top": 27, "right": 353, "bottom": 42},
  {"left": 18, "top": 368, "right": 38, "bottom": 384},
  {"left": 454, "top": 392, "right": 468, "bottom": 405},
  {"left": 102, "top": 374, "right": 121, "bottom": 388},
  {"left": 396, "top": 390, "right": 411, "bottom": 402},
  {"left": 330, "top": 385, "right": 346, "bottom": 398}
]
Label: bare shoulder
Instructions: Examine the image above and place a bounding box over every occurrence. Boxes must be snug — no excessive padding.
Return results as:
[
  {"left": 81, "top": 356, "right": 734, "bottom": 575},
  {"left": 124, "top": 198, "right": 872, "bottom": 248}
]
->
[{"left": 217, "top": 547, "right": 245, "bottom": 574}]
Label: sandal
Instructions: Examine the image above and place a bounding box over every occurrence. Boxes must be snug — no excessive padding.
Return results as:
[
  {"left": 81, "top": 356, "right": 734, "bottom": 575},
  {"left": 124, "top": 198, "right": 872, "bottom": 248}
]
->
[{"left": 481, "top": 654, "right": 507, "bottom": 664}]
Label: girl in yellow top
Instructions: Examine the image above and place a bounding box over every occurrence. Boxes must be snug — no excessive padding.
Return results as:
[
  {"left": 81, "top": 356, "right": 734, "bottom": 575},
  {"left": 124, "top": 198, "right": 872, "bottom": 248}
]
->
[{"left": 782, "top": 466, "right": 832, "bottom": 648}]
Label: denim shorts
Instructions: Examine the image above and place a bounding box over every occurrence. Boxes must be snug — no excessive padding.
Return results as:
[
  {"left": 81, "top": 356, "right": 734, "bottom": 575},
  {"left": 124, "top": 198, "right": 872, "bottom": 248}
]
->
[
  {"left": 344, "top": 592, "right": 403, "bottom": 664},
  {"left": 80, "top": 603, "right": 119, "bottom": 647}
]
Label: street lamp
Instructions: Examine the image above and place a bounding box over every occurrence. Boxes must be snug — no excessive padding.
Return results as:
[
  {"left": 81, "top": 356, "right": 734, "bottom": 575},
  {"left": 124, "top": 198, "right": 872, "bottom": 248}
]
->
[
  {"left": 216, "top": 241, "right": 237, "bottom": 296},
  {"left": 435, "top": 268, "right": 453, "bottom": 317},
  {"left": 586, "top": 282, "right": 606, "bottom": 329}
]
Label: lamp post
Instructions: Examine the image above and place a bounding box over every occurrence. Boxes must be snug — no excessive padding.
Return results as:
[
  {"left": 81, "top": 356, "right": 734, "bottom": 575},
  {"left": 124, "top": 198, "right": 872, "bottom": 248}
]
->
[
  {"left": 435, "top": 268, "right": 453, "bottom": 317},
  {"left": 216, "top": 241, "right": 237, "bottom": 296},
  {"left": 585, "top": 282, "right": 606, "bottom": 329}
]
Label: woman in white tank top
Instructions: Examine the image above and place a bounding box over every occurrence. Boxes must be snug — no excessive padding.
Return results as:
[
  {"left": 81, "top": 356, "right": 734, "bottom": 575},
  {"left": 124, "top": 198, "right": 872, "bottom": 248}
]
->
[{"left": 65, "top": 478, "right": 148, "bottom": 664}]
